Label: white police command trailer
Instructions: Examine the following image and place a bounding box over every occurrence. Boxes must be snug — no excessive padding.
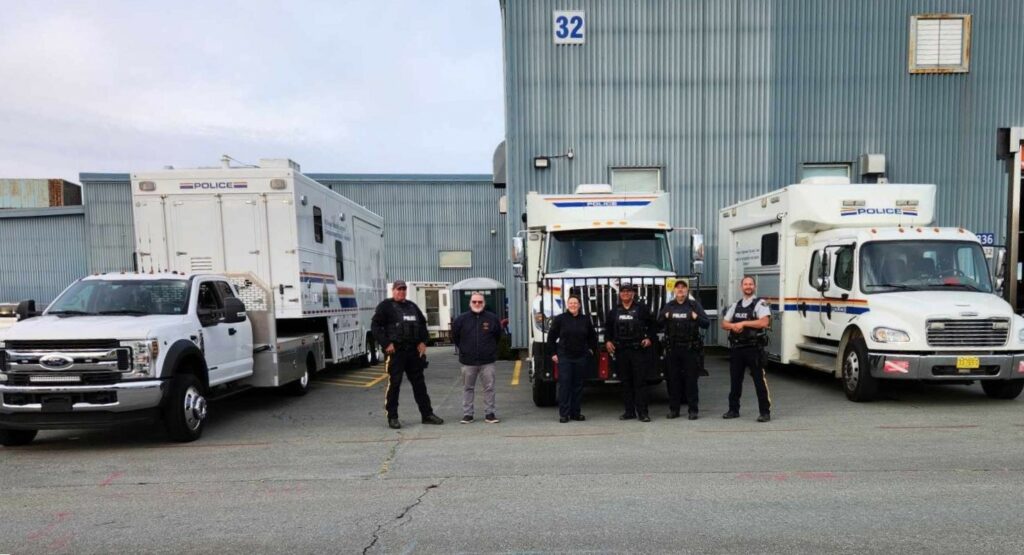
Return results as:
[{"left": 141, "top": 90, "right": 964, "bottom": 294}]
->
[
  {"left": 510, "top": 184, "right": 703, "bottom": 406},
  {"left": 133, "top": 158, "right": 386, "bottom": 367},
  {"left": 718, "top": 182, "right": 1024, "bottom": 401},
  {"left": 387, "top": 281, "right": 453, "bottom": 343}
]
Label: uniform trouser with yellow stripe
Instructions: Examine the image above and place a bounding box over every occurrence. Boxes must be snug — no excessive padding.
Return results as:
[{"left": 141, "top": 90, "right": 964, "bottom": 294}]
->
[
  {"left": 384, "top": 350, "right": 434, "bottom": 419},
  {"left": 728, "top": 346, "right": 771, "bottom": 415}
]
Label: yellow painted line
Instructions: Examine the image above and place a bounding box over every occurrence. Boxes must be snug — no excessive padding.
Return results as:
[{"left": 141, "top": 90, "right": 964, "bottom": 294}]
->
[
  {"left": 364, "top": 373, "right": 388, "bottom": 388},
  {"left": 317, "top": 379, "right": 372, "bottom": 387},
  {"left": 511, "top": 360, "right": 521, "bottom": 386}
]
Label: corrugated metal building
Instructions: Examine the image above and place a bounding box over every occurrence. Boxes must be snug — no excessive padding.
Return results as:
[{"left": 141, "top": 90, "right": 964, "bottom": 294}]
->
[
  {"left": 499, "top": 0, "right": 1024, "bottom": 347},
  {"left": 0, "top": 179, "right": 81, "bottom": 208},
  {"left": 79, "top": 173, "right": 135, "bottom": 274},
  {"left": 0, "top": 207, "right": 88, "bottom": 304}
]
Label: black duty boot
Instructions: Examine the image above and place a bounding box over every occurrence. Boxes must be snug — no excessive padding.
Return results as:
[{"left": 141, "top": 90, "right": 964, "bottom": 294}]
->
[
  {"left": 722, "top": 411, "right": 740, "bottom": 419},
  {"left": 619, "top": 413, "right": 636, "bottom": 421},
  {"left": 422, "top": 414, "right": 445, "bottom": 425},
  {"left": 688, "top": 411, "right": 699, "bottom": 421},
  {"left": 388, "top": 418, "right": 401, "bottom": 429},
  {"left": 757, "top": 413, "right": 771, "bottom": 423},
  {"left": 639, "top": 413, "right": 651, "bottom": 423},
  {"left": 666, "top": 411, "right": 680, "bottom": 419}
]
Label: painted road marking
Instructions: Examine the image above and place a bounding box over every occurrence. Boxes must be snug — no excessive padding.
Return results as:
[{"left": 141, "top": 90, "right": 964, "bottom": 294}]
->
[
  {"left": 316, "top": 368, "right": 388, "bottom": 388},
  {"left": 511, "top": 360, "right": 521, "bottom": 386}
]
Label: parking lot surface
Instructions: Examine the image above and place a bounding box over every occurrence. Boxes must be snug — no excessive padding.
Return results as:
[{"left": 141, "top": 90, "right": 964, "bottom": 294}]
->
[{"left": 3, "top": 347, "right": 1024, "bottom": 554}]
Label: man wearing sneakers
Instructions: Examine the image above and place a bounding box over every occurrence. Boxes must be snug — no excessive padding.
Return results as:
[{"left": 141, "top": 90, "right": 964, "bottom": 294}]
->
[
  {"left": 372, "top": 280, "right": 445, "bottom": 429},
  {"left": 720, "top": 275, "right": 772, "bottom": 422},
  {"left": 451, "top": 292, "right": 504, "bottom": 424}
]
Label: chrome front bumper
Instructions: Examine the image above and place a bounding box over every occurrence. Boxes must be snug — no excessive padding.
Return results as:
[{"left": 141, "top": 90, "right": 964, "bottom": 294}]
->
[
  {"left": 0, "top": 380, "right": 166, "bottom": 413},
  {"left": 868, "top": 352, "right": 1024, "bottom": 380}
]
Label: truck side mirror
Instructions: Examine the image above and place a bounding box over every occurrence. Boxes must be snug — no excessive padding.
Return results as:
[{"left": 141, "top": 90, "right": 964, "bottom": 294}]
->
[
  {"left": 814, "top": 276, "right": 831, "bottom": 292},
  {"left": 511, "top": 236, "right": 525, "bottom": 265},
  {"left": 222, "top": 298, "right": 248, "bottom": 324},
  {"left": 690, "top": 234, "right": 705, "bottom": 275},
  {"left": 15, "top": 300, "right": 37, "bottom": 321},
  {"left": 992, "top": 246, "right": 1007, "bottom": 295},
  {"left": 512, "top": 263, "right": 524, "bottom": 279}
]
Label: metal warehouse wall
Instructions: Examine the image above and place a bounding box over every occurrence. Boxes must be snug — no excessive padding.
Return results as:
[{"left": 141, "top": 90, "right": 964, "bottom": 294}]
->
[
  {"left": 500, "top": 0, "right": 1024, "bottom": 347},
  {"left": 79, "top": 173, "right": 136, "bottom": 274},
  {"left": 0, "top": 207, "right": 88, "bottom": 304},
  {"left": 310, "top": 174, "right": 512, "bottom": 291}
]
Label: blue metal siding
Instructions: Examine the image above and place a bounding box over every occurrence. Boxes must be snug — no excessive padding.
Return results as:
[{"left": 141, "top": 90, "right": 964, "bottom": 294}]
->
[
  {"left": 501, "top": 0, "right": 1024, "bottom": 347},
  {"left": 79, "top": 173, "right": 136, "bottom": 274},
  {"left": 0, "top": 208, "right": 88, "bottom": 304}
]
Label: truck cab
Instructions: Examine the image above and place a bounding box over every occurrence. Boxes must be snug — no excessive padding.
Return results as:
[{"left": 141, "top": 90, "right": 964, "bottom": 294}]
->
[
  {"left": 0, "top": 272, "right": 254, "bottom": 446},
  {"left": 512, "top": 184, "right": 702, "bottom": 406}
]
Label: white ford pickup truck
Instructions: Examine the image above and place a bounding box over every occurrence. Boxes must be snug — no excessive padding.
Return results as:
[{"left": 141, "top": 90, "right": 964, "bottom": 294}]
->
[{"left": 0, "top": 272, "right": 322, "bottom": 446}]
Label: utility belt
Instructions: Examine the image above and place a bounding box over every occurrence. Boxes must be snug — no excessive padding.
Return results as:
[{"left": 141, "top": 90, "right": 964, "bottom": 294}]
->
[
  {"left": 391, "top": 341, "right": 419, "bottom": 352},
  {"left": 667, "top": 339, "right": 702, "bottom": 350},
  {"left": 614, "top": 341, "right": 643, "bottom": 350},
  {"left": 728, "top": 334, "right": 767, "bottom": 349}
]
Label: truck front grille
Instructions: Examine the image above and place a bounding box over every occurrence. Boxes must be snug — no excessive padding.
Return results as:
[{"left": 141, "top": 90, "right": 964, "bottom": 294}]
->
[
  {"left": 540, "top": 276, "right": 674, "bottom": 336},
  {"left": 926, "top": 319, "right": 1009, "bottom": 347},
  {"left": 5, "top": 339, "right": 120, "bottom": 350}
]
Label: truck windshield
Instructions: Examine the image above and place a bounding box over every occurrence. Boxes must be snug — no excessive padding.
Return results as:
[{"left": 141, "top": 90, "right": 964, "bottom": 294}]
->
[
  {"left": 47, "top": 280, "right": 191, "bottom": 316},
  {"left": 860, "top": 240, "right": 993, "bottom": 294},
  {"left": 547, "top": 229, "right": 672, "bottom": 272}
]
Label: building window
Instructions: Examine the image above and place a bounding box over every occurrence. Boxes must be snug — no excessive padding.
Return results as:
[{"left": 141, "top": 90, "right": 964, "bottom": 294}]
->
[
  {"left": 909, "top": 14, "right": 971, "bottom": 74},
  {"left": 439, "top": 250, "right": 472, "bottom": 269},
  {"left": 335, "top": 240, "right": 345, "bottom": 280},
  {"left": 610, "top": 167, "right": 662, "bottom": 193},
  {"left": 801, "top": 163, "right": 851, "bottom": 184},
  {"left": 313, "top": 206, "right": 323, "bottom": 243}
]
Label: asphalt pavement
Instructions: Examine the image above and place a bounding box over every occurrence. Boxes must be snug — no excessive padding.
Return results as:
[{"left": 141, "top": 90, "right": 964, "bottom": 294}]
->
[{"left": 2, "top": 346, "right": 1023, "bottom": 554}]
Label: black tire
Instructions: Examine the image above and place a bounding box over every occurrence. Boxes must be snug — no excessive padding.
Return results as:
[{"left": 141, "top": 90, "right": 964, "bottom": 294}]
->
[
  {"left": 532, "top": 379, "right": 557, "bottom": 407},
  {"left": 284, "top": 355, "right": 316, "bottom": 396},
  {"left": 842, "top": 335, "right": 878, "bottom": 402},
  {"left": 0, "top": 429, "right": 38, "bottom": 447},
  {"left": 981, "top": 379, "right": 1024, "bottom": 400},
  {"left": 163, "top": 374, "right": 207, "bottom": 442}
]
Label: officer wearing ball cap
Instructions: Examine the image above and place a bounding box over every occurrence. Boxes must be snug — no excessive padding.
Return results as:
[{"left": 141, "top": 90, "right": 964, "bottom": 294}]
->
[
  {"left": 657, "top": 279, "right": 710, "bottom": 420},
  {"left": 605, "top": 282, "right": 656, "bottom": 422},
  {"left": 372, "top": 280, "right": 445, "bottom": 429}
]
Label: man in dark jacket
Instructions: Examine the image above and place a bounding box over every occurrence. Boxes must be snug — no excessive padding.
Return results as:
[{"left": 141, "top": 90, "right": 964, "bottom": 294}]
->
[
  {"left": 451, "top": 292, "right": 504, "bottom": 424},
  {"left": 371, "top": 280, "right": 445, "bottom": 429},
  {"left": 605, "top": 283, "right": 657, "bottom": 422},
  {"left": 658, "top": 279, "right": 711, "bottom": 420}
]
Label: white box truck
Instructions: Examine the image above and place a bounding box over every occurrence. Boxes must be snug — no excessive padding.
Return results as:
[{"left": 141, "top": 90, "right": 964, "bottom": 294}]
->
[
  {"left": 718, "top": 183, "right": 1024, "bottom": 401},
  {"left": 510, "top": 184, "right": 703, "bottom": 406},
  {"left": 387, "top": 281, "right": 452, "bottom": 343},
  {"left": 0, "top": 159, "right": 384, "bottom": 446}
]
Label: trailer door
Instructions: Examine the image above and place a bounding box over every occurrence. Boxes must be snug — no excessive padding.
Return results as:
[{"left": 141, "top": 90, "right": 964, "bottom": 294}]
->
[
  {"left": 166, "top": 196, "right": 225, "bottom": 273},
  {"left": 133, "top": 196, "right": 169, "bottom": 272},
  {"left": 221, "top": 194, "right": 270, "bottom": 284}
]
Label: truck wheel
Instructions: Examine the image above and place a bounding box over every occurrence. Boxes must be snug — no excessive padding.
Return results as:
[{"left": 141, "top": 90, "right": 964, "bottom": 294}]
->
[
  {"left": 981, "top": 379, "right": 1024, "bottom": 400},
  {"left": 532, "top": 380, "right": 557, "bottom": 407},
  {"left": 0, "top": 429, "right": 38, "bottom": 447},
  {"left": 163, "top": 374, "right": 207, "bottom": 442},
  {"left": 284, "top": 355, "right": 316, "bottom": 396},
  {"left": 842, "top": 335, "right": 878, "bottom": 402}
]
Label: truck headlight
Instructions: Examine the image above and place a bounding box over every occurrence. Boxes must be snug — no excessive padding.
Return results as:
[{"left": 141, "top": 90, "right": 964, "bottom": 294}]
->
[
  {"left": 1017, "top": 328, "right": 1024, "bottom": 343},
  {"left": 122, "top": 339, "right": 159, "bottom": 377},
  {"left": 872, "top": 327, "right": 910, "bottom": 343}
]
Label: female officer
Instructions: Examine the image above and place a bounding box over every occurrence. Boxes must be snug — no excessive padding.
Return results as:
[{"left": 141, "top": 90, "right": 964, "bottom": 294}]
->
[{"left": 546, "top": 296, "right": 598, "bottom": 423}]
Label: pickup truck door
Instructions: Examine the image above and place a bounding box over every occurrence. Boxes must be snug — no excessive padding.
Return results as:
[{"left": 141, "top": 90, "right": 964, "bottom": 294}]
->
[{"left": 196, "top": 280, "right": 253, "bottom": 386}]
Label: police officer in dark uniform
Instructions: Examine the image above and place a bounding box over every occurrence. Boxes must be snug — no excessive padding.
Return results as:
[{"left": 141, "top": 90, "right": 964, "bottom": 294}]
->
[
  {"left": 371, "top": 280, "right": 445, "bottom": 429},
  {"left": 605, "top": 283, "right": 656, "bottom": 422},
  {"left": 658, "top": 279, "right": 710, "bottom": 420},
  {"left": 721, "top": 275, "right": 772, "bottom": 422}
]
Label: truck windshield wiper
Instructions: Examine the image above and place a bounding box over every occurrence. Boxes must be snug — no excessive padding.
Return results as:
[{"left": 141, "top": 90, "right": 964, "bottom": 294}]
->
[
  {"left": 95, "top": 309, "right": 151, "bottom": 316},
  {"left": 932, "top": 283, "right": 981, "bottom": 292},
  {"left": 864, "top": 283, "right": 914, "bottom": 291},
  {"left": 48, "top": 310, "right": 96, "bottom": 317}
]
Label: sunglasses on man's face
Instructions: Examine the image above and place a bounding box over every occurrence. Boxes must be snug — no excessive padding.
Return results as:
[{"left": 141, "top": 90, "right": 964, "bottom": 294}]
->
[{"left": 471, "top": 301, "right": 484, "bottom": 305}]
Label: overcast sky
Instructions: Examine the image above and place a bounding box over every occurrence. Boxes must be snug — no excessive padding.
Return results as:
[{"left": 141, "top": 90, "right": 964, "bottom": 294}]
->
[{"left": 0, "top": 1, "right": 504, "bottom": 182}]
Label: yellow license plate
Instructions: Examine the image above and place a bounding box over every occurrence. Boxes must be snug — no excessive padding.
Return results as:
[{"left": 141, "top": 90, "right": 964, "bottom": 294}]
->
[{"left": 956, "top": 356, "right": 980, "bottom": 371}]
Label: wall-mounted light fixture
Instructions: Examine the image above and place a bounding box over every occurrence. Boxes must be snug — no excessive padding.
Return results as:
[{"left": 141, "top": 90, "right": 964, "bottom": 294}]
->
[{"left": 533, "top": 148, "right": 574, "bottom": 170}]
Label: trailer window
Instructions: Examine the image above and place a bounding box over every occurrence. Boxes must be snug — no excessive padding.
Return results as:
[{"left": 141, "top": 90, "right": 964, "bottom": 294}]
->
[
  {"left": 313, "top": 206, "right": 324, "bottom": 244},
  {"left": 335, "top": 240, "right": 345, "bottom": 280},
  {"left": 834, "top": 246, "right": 854, "bottom": 290},
  {"left": 761, "top": 233, "right": 779, "bottom": 266}
]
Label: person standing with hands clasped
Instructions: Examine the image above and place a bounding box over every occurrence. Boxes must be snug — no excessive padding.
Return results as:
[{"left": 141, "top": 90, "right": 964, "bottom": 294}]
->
[
  {"left": 451, "top": 292, "right": 504, "bottom": 424},
  {"left": 605, "top": 283, "right": 656, "bottom": 422},
  {"left": 721, "top": 275, "right": 772, "bottom": 422},
  {"left": 547, "top": 296, "right": 598, "bottom": 423},
  {"left": 371, "top": 280, "right": 445, "bottom": 429},
  {"left": 658, "top": 279, "right": 710, "bottom": 420}
]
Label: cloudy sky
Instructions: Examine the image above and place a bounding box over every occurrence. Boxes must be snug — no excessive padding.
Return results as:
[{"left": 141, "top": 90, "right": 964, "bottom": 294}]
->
[{"left": 0, "top": 1, "right": 504, "bottom": 181}]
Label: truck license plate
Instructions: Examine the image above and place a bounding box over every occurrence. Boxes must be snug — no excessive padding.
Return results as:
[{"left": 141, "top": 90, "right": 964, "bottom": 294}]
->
[{"left": 956, "top": 356, "right": 980, "bottom": 372}]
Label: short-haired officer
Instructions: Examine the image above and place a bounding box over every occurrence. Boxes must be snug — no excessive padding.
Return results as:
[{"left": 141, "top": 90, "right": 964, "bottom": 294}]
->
[
  {"left": 720, "top": 275, "right": 772, "bottom": 422},
  {"left": 372, "top": 280, "right": 445, "bottom": 429},
  {"left": 605, "top": 283, "right": 656, "bottom": 422},
  {"left": 658, "top": 280, "right": 710, "bottom": 420}
]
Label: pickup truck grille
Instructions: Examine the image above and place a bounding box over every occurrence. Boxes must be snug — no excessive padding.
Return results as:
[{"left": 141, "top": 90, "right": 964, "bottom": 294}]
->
[
  {"left": 5, "top": 339, "right": 120, "bottom": 350},
  {"left": 926, "top": 319, "right": 1009, "bottom": 347},
  {"left": 2, "top": 344, "right": 131, "bottom": 373}
]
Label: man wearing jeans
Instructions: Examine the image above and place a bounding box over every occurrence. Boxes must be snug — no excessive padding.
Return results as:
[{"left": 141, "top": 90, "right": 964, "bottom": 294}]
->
[{"left": 451, "top": 292, "right": 504, "bottom": 423}]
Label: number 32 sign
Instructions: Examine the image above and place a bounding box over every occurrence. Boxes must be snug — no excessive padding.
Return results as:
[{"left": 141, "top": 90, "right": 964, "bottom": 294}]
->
[{"left": 553, "top": 11, "right": 585, "bottom": 45}]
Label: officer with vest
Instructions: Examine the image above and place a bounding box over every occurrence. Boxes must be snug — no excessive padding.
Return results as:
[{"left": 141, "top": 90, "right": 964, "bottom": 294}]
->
[
  {"left": 658, "top": 279, "right": 710, "bottom": 420},
  {"left": 605, "top": 283, "right": 656, "bottom": 422},
  {"left": 720, "top": 275, "right": 772, "bottom": 422},
  {"left": 371, "top": 280, "right": 445, "bottom": 429}
]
